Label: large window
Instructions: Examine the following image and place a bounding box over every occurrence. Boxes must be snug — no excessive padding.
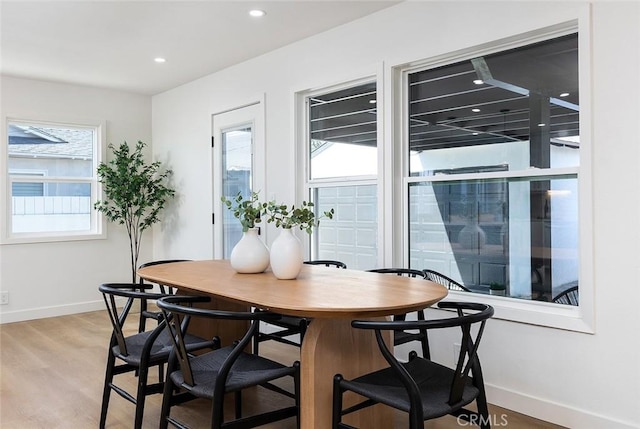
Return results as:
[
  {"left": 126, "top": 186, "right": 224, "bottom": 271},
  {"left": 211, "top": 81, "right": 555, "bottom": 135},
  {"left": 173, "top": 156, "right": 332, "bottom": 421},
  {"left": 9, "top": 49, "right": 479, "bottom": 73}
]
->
[
  {"left": 3, "top": 119, "right": 103, "bottom": 242},
  {"left": 305, "top": 82, "right": 379, "bottom": 269},
  {"left": 405, "top": 33, "right": 580, "bottom": 305}
]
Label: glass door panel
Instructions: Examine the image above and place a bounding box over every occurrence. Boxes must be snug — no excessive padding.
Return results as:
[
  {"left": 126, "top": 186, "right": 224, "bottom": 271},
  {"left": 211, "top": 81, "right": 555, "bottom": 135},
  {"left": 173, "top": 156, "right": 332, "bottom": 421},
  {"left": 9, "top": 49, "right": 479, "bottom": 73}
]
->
[{"left": 222, "top": 126, "right": 252, "bottom": 258}]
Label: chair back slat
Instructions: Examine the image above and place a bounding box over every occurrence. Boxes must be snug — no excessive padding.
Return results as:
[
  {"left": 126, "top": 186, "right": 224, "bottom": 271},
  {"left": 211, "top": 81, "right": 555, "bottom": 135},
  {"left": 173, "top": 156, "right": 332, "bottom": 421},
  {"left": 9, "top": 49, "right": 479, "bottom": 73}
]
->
[
  {"left": 448, "top": 317, "right": 487, "bottom": 404},
  {"left": 423, "top": 269, "right": 471, "bottom": 292},
  {"left": 304, "top": 260, "right": 347, "bottom": 268},
  {"left": 102, "top": 293, "right": 130, "bottom": 355},
  {"left": 165, "top": 311, "right": 195, "bottom": 386}
]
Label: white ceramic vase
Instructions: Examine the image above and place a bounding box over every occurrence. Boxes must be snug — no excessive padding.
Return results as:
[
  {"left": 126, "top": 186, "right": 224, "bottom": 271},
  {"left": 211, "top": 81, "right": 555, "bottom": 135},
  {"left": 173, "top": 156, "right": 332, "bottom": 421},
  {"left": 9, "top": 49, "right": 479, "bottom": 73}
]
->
[
  {"left": 270, "top": 228, "right": 304, "bottom": 280},
  {"left": 457, "top": 222, "right": 487, "bottom": 250},
  {"left": 230, "top": 228, "right": 270, "bottom": 273}
]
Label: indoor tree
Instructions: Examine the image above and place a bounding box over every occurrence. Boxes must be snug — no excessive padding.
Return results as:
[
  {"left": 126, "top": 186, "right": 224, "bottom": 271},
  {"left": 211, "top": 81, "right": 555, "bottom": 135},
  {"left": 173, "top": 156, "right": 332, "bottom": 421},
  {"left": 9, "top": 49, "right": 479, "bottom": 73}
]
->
[{"left": 94, "top": 141, "right": 175, "bottom": 282}]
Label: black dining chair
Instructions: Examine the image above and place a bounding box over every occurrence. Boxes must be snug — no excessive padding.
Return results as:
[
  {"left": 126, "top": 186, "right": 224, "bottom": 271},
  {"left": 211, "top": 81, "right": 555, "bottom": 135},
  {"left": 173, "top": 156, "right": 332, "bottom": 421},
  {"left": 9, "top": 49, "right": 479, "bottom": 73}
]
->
[
  {"left": 157, "top": 295, "right": 300, "bottom": 429},
  {"left": 99, "top": 283, "right": 216, "bottom": 429},
  {"left": 552, "top": 283, "right": 579, "bottom": 306},
  {"left": 137, "top": 259, "right": 191, "bottom": 334},
  {"left": 332, "top": 302, "right": 494, "bottom": 429},
  {"left": 252, "top": 259, "right": 347, "bottom": 355},
  {"left": 423, "top": 269, "right": 472, "bottom": 292},
  {"left": 366, "top": 268, "right": 431, "bottom": 358},
  {"left": 137, "top": 259, "right": 192, "bottom": 384}
]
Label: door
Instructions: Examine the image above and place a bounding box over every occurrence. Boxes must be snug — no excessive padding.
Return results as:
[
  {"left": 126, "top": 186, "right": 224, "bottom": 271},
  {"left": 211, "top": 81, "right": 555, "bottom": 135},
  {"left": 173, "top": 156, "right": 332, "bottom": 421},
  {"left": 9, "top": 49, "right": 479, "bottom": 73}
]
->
[{"left": 212, "top": 102, "right": 265, "bottom": 259}]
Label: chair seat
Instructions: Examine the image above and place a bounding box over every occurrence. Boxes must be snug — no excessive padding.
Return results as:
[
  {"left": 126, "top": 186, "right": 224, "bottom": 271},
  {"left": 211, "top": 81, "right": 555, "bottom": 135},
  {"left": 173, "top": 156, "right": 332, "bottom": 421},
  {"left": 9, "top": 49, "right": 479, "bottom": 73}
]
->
[
  {"left": 169, "top": 345, "right": 297, "bottom": 398},
  {"left": 113, "top": 330, "right": 212, "bottom": 366},
  {"left": 341, "top": 357, "right": 479, "bottom": 419}
]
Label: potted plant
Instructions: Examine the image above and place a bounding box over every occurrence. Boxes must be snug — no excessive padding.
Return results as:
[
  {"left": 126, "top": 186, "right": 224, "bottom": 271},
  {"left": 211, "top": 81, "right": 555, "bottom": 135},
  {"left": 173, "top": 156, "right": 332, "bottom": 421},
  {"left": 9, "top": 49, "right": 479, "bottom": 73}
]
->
[
  {"left": 94, "top": 141, "right": 175, "bottom": 282},
  {"left": 266, "top": 200, "right": 334, "bottom": 279},
  {"left": 221, "top": 191, "right": 266, "bottom": 232},
  {"left": 489, "top": 282, "right": 507, "bottom": 296},
  {"left": 220, "top": 191, "right": 270, "bottom": 273}
]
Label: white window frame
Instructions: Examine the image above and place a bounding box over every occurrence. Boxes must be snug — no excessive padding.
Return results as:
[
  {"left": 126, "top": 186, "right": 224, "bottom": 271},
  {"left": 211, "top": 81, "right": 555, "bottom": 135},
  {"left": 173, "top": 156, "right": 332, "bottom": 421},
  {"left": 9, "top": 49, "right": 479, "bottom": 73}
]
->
[
  {"left": 395, "top": 20, "right": 594, "bottom": 333},
  {"left": 297, "top": 75, "right": 385, "bottom": 267},
  {"left": 1, "top": 116, "right": 106, "bottom": 244}
]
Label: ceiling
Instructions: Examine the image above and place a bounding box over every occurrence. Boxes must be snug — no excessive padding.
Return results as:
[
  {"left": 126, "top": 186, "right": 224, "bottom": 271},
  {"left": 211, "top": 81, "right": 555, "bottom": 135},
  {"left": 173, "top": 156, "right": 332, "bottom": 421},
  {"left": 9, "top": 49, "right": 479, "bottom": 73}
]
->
[{"left": 0, "top": 1, "right": 398, "bottom": 96}]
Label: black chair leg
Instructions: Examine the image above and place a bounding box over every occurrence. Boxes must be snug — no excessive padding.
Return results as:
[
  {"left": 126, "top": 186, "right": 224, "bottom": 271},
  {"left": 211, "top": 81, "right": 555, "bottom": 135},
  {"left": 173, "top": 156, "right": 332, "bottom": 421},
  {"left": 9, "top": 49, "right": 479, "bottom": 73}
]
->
[
  {"left": 332, "top": 375, "right": 344, "bottom": 429},
  {"left": 211, "top": 390, "right": 225, "bottom": 429},
  {"left": 420, "top": 330, "right": 430, "bottom": 359},
  {"left": 476, "top": 387, "right": 491, "bottom": 429},
  {"left": 235, "top": 390, "right": 242, "bottom": 418},
  {"left": 159, "top": 375, "right": 174, "bottom": 429},
  {"left": 299, "top": 320, "right": 307, "bottom": 344},
  {"left": 99, "top": 351, "right": 116, "bottom": 429},
  {"left": 253, "top": 330, "right": 260, "bottom": 355},
  {"left": 133, "top": 365, "right": 150, "bottom": 429},
  {"left": 158, "top": 363, "right": 165, "bottom": 385},
  {"left": 294, "top": 362, "right": 301, "bottom": 429}
]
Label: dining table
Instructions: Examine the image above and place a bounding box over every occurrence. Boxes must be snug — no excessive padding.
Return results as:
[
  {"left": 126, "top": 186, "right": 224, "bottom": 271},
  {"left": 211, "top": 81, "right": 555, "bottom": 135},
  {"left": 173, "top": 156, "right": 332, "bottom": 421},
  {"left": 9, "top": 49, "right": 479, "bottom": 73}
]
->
[{"left": 138, "top": 259, "right": 448, "bottom": 429}]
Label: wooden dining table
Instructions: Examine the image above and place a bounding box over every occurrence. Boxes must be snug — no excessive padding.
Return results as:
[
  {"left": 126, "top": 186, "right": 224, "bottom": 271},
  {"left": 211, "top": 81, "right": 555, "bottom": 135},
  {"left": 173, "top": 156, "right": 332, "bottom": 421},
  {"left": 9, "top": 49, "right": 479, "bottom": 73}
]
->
[{"left": 138, "top": 259, "right": 448, "bottom": 429}]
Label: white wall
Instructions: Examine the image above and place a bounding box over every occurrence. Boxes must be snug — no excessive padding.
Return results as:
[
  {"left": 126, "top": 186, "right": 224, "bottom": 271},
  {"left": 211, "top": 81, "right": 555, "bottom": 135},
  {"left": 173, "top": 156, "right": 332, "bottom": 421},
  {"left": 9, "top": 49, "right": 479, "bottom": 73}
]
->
[
  {"left": 0, "top": 75, "right": 152, "bottom": 322},
  {"left": 151, "top": 2, "right": 640, "bottom": 427}
]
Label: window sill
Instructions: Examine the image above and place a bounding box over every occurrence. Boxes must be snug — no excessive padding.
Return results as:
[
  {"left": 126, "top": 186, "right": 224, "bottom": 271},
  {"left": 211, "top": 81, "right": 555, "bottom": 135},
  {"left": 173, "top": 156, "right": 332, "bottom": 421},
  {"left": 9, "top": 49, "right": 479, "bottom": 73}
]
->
[
  {"left": 1, "top": 230, "right": 106, "bottom": 245},
  {"left": 442, "top": 289, "right": 594, "bottom": 333}
]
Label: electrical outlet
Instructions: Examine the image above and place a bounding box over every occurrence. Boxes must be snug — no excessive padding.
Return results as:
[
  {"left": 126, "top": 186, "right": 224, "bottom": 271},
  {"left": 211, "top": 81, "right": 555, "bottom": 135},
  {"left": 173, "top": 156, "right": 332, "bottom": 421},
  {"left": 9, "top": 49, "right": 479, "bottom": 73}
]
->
[{"left": 0, "top": 292, "right": 9, "bottom": 305}]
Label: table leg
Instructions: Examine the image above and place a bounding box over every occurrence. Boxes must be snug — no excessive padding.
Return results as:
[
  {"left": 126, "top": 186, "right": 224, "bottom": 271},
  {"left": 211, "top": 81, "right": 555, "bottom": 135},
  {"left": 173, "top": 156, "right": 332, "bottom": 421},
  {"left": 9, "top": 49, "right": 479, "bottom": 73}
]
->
[{"left": 300, "top": 317, "right": 392, "bottom": 429}]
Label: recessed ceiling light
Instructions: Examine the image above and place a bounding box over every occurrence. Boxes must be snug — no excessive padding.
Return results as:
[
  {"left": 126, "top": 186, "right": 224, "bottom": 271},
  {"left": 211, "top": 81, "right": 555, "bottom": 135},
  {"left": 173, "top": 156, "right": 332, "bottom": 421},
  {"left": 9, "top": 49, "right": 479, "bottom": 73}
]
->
[
  {"left": 471, "top": 108, "right": 481, "bottom": 113},
  {"left": 249, "top": 9, "right": 265, "bottom": 17},
  {"left": 472, "top": 132, "right": 479, "bottom": 136},
  {"left": 559, "top": 92, "right": 570, "bottom": 97},
  {"left": 473, "top": 79, "right": 484, "bottom": 85},
  {"left": 154, "top": 57, "right": 166, "bottom": 63},
  {"left": 538, "top": 123, "right": 546, "bottom": 127},
  {"left": 369, "top": 99, "right": 377, "bottom": 104}
]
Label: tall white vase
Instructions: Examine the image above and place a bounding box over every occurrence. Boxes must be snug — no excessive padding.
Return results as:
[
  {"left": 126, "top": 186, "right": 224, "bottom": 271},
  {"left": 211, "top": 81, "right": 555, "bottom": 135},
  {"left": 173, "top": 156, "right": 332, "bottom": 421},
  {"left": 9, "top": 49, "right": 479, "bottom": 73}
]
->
[
  {"left": 270, "top": 228, "right": 304, "bottom": 280},
  {"left": 230, "top": 228, "right": 270, "bottom": 273}
]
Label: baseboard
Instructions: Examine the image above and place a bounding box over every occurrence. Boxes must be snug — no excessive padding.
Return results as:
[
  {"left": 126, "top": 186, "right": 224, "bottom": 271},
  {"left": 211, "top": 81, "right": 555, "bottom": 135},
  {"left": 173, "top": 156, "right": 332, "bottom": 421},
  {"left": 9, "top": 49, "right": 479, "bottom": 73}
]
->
[
  {"left": 486, "top": 383, "right": 639, "bottom": 429},
  {"left": 0, "top": 300, "right": 105, "bottom": 324}
]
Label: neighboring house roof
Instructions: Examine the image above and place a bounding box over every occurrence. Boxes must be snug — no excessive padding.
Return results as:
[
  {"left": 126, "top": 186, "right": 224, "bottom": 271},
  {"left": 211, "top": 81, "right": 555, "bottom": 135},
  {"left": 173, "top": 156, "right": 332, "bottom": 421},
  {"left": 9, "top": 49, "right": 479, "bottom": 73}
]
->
[{"left": 8, "top": 124, "right": 93, "bottom": 159}]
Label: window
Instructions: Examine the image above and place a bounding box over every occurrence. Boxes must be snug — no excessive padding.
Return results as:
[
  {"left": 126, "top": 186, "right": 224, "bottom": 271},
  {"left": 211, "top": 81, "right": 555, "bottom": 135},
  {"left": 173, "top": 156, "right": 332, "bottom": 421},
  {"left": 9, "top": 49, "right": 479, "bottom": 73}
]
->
[
  {"left": 221, "top": 126, "right": 253, "bottom": 258},
  {"left": 304, "top": 81, "right": 379, "bottom": 269},
  {"left": 3, "top": 119, "right": 104, "bottom": 242},
  {"left": 404, "top": 32, "right": 581, "bottom": 306}
]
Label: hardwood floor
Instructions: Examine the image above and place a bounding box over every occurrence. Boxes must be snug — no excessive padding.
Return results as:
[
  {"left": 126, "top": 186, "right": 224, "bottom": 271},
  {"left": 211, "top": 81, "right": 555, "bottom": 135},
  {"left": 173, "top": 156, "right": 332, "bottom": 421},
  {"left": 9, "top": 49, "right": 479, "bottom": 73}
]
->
[{"left": 0, "top": 310, "right": 566, "bottom": 428}]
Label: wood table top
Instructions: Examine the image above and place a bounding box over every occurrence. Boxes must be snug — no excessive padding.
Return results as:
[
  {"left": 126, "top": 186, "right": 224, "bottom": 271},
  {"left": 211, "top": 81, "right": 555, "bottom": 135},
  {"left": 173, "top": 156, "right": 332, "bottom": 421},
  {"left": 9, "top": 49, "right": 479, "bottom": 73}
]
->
[{"left": 138, "top": 259, "right": 448, "bottom": 319}]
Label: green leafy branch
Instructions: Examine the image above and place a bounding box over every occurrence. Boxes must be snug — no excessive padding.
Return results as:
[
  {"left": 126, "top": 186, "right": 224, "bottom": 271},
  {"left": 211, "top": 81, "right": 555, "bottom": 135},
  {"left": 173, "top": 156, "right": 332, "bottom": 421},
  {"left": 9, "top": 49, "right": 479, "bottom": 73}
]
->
[
  {"left": 94, "top": 141, "right": 175, "bottom": 282},
  {"left": 220, "top": 191, "right": 267, "bottom": 232},
  {"left": 266, "top": 200, "right": 334, "bottom": 234}
]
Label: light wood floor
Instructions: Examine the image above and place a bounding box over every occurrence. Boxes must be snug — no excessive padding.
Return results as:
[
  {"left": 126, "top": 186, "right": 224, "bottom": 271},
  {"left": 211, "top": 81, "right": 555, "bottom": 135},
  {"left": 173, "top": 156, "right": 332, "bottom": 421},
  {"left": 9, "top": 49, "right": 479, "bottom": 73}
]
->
[{"left": 0, "top": 310, "right": 567, "bottom": 428}]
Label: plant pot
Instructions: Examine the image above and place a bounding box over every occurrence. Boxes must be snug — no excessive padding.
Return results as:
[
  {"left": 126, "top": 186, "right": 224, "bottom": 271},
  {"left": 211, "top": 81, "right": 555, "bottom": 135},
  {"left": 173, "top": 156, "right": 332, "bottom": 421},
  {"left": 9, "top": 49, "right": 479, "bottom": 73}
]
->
[
  {"left": 270, "top": 228, "right": 304, "bottom": 280},
  {"left": 230, "top": 228, "right": 270, "bottom": 273}
]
